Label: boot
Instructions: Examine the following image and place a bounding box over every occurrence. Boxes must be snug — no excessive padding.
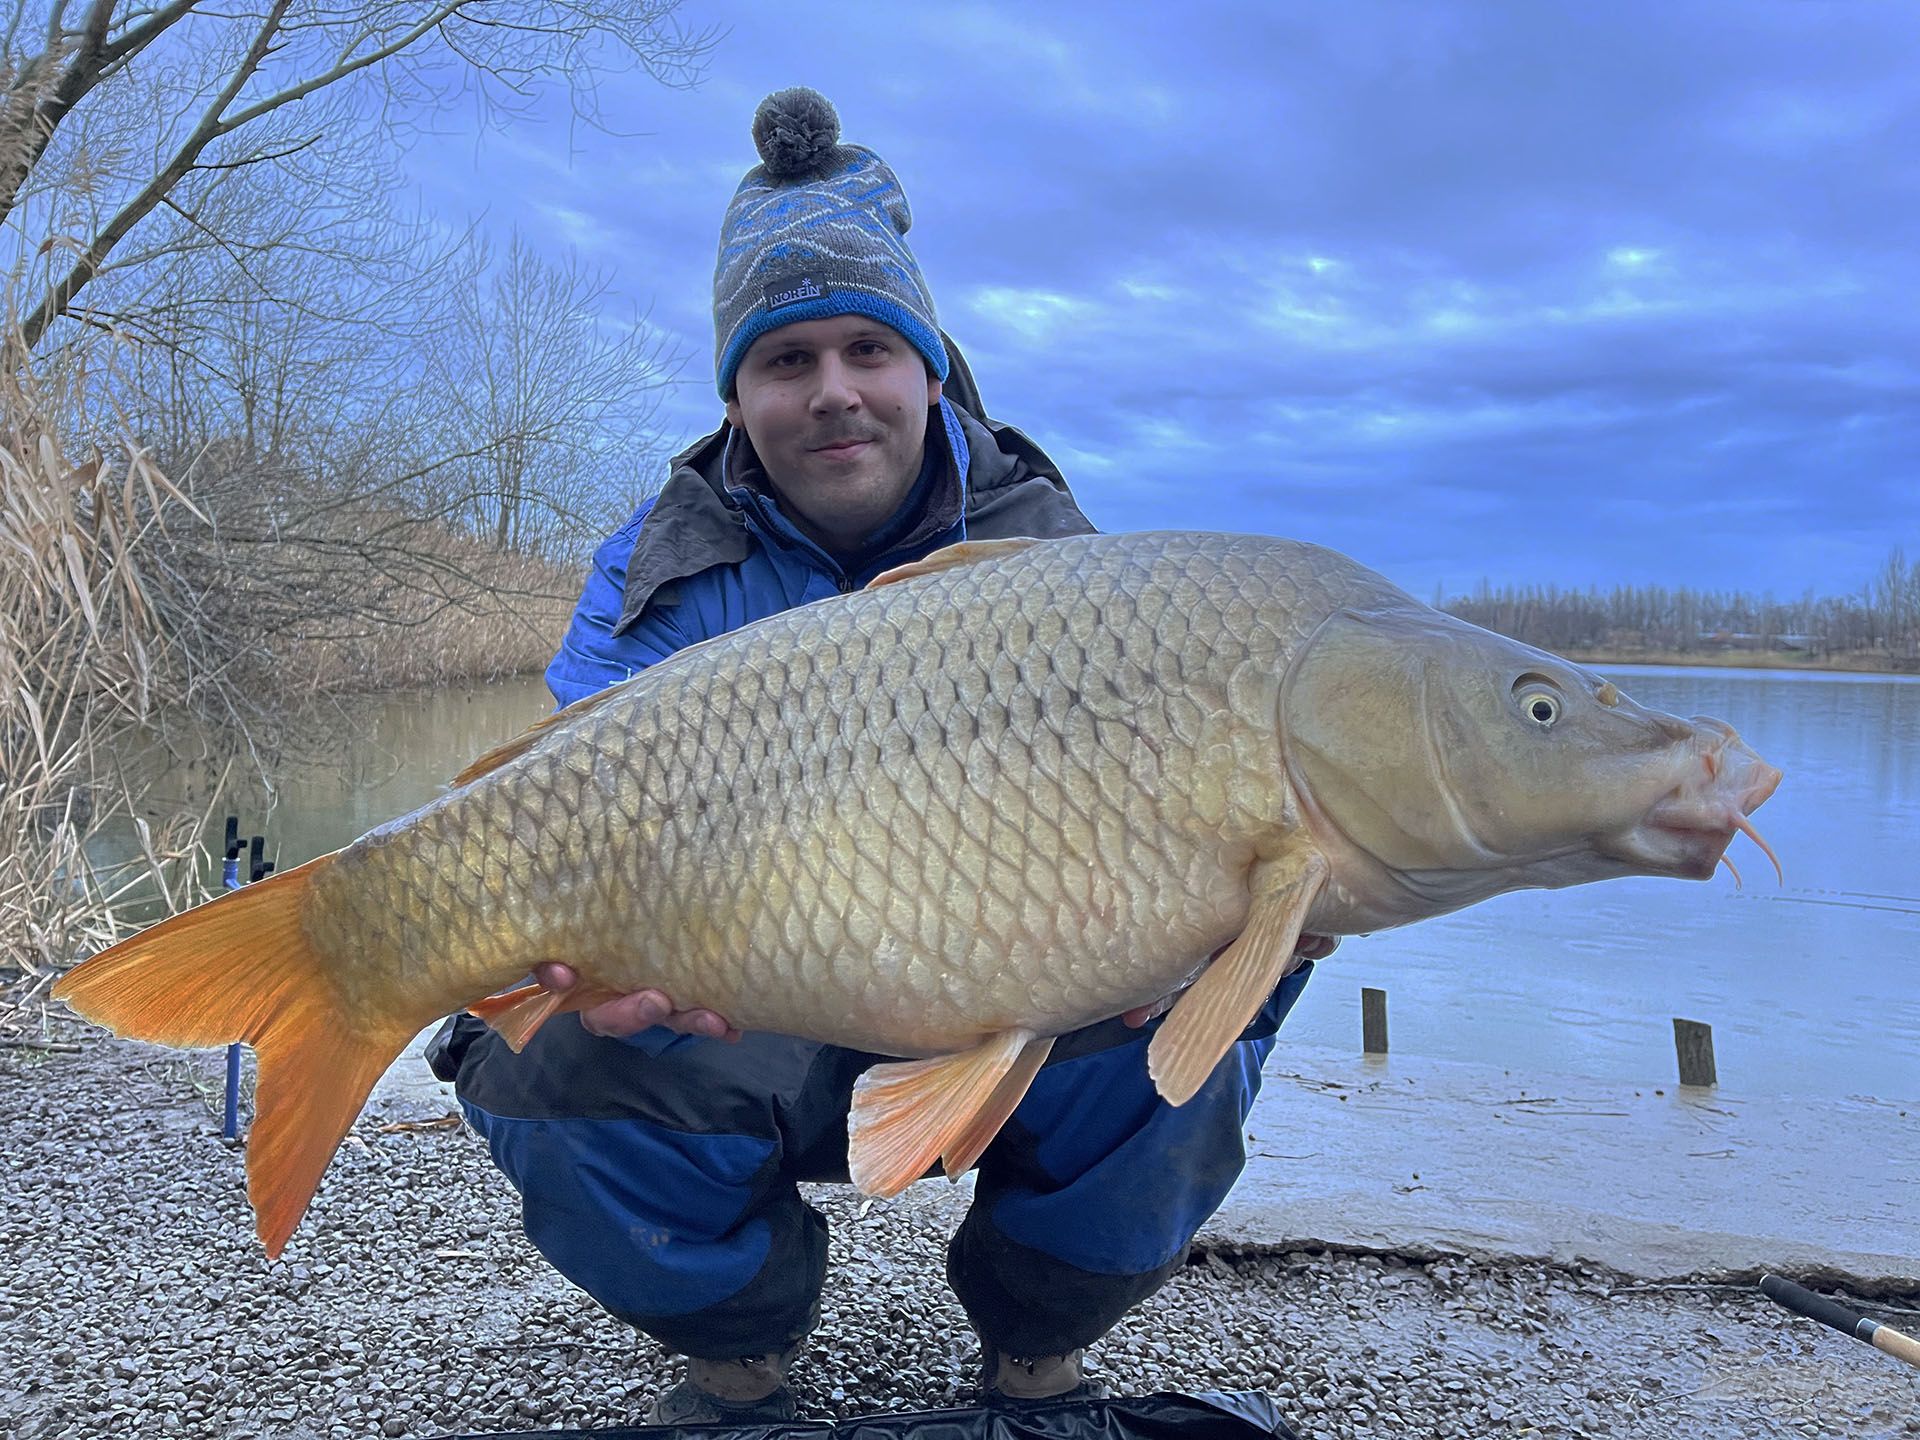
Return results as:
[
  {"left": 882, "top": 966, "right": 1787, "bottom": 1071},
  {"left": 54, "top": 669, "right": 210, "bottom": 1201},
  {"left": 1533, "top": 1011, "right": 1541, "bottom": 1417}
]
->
[
  {"left": 980, "top": 1340, "right": 1110, "bottom": 1406},
  {"left": 645, "top": 1346, "right": 799, "bottom": 1424}
]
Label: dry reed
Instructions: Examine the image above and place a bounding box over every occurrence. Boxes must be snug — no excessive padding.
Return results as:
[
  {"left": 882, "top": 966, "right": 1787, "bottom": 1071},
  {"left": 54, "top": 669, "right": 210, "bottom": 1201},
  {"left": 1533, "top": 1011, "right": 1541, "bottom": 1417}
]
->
[
  {"left": 0, "top": 351, "right": 213, "bottom": 1003},
  {"left": 269, "top": 519, "right": 578, "bottom": 694}
]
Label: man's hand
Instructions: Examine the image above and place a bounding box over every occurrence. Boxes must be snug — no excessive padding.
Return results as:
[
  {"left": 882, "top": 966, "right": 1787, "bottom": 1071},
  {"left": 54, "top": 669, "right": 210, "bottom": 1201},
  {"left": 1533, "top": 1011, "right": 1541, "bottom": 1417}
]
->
[
  {"left": 1120, "top": 933, "right": 1339, "bottom": 1029},
  {"left": 532, "top": 962, "right": 743, "bottom": 1042},
  {"left": 535, "top": 934, "right": 1339, "bottom": 1041}
]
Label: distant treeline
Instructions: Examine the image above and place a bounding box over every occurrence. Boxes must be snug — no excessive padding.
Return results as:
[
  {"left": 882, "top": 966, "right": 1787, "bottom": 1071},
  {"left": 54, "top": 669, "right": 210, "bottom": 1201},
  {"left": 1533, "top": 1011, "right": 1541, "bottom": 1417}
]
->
[{"left": 1441, "top": 545, "right": 1920, "bottom": 665}]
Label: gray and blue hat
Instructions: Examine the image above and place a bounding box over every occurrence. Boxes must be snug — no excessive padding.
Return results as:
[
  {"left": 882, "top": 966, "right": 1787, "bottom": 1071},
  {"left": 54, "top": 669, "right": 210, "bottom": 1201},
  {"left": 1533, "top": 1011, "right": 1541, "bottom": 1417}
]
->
[{"left": 713, "top": 87, "right": 948, "bottom": 398}]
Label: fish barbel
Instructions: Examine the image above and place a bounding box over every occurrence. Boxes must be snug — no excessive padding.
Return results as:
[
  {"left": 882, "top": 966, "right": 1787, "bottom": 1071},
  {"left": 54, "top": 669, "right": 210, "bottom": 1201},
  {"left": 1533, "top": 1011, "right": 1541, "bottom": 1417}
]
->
[{"left": 53, "top": 531, "right": 1782, "bottom": 1256}]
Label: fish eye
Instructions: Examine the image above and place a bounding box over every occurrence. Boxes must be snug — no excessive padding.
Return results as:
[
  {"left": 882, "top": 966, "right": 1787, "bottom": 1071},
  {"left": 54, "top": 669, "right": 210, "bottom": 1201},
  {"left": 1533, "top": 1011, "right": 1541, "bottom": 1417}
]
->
[{"left": 1511, "top": 673, "right": 1564, "bottom": 728}]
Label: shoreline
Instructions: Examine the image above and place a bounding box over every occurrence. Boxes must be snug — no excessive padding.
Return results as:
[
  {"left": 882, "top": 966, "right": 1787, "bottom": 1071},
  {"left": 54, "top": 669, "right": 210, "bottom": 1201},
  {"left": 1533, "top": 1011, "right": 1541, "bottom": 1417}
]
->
[
  {"left": 1218, "top": 1044, "right": 1919, "bottom": 1292},
  {"left": 1561, "top": 648, "right": 1919, "bottom": 676},
  {"left": 8, "top": 1023, "right": 1917, "bottom": 1439}
]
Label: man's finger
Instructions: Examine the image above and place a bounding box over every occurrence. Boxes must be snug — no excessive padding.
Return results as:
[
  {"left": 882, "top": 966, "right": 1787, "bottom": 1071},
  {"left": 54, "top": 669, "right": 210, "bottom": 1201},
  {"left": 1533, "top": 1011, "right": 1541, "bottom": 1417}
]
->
[
  {"left": 671, "top": 1009, "right": 743, "bottom": 1042},
  {"left": 533, "top": 961, "right": 579, "bottom": 992},
  {"left": 579, "top": 988, "right": 673, "bottom": 1038},
  {"left": 1122, "top": 994, "right": 1177, "bottom": 1028}
]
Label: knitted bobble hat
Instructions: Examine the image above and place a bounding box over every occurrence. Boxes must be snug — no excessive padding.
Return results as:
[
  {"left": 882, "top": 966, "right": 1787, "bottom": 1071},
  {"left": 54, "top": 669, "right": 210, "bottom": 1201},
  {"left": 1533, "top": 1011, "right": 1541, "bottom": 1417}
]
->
[{"left": 712, "top": 87, "right": 948, "bottom": 398}]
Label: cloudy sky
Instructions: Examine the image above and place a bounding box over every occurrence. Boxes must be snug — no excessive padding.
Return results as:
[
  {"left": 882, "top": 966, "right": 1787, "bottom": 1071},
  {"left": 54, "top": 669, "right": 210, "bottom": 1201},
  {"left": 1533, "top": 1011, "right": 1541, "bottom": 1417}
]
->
[{"left": 404, "top": 2, "right": 1918, "bottom": 600}]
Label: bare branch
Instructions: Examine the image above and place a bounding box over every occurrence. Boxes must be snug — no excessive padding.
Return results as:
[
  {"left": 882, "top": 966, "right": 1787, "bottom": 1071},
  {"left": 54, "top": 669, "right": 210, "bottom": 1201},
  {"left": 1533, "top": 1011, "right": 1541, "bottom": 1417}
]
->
[
  {"left": 217, "top": 4, "right": 461, "bottom": 133},
  {"left": 0, "top": 0, "right": 195, "bottom": 232},
  {"left": 22, "top": 2, "right": 292, "bottom": 347},
  {"left": 186, "top": 131, "right": 325, "bottom": 171},
  {"left": 3, "top": 2, "right": 31, "bottom": 56}
]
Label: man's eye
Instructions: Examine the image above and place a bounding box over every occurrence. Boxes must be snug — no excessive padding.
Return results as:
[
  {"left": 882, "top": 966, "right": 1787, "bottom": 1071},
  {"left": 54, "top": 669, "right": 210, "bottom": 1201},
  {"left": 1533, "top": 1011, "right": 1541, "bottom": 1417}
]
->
[
  {"left": 768, "top": 351, "right": 807, "bottom": 368},
  {"left": 851, "top": 341, "right": 886, "bottom": 358}
]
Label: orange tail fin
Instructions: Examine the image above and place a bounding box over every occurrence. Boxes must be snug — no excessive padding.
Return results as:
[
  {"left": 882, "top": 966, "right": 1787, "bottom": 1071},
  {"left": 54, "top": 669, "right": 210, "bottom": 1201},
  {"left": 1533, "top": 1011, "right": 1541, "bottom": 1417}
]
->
[{"left": 51, "top": 854, "right": 416, "bottom": 1259}]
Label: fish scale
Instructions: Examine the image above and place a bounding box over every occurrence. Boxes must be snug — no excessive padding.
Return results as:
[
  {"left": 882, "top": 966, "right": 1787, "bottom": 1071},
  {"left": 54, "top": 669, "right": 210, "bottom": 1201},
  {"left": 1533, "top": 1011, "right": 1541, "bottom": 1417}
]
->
[{"left": 54, "top": 527, "right": 1782, "bottom": 1253}]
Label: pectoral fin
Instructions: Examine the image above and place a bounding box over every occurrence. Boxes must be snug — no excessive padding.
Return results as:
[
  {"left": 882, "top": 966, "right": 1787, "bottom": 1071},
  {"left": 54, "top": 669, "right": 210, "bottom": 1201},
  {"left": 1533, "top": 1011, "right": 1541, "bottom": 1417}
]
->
[
  {"left": 1148, "top": 852, "right": 1328, "bottom": 1106},
  {"left": 848, "top": 1029, "right": 1048, "bottom": 1197},
  {"left": 939, "top": 1033, "right": 1055, "bottom": 1178}
]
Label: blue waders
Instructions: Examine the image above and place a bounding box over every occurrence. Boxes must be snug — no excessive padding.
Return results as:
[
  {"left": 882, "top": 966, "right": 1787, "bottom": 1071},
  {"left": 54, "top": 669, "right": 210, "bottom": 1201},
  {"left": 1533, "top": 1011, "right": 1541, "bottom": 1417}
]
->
[{"left": 430, "top": 962, "right": 1311, "bottom": 1360}]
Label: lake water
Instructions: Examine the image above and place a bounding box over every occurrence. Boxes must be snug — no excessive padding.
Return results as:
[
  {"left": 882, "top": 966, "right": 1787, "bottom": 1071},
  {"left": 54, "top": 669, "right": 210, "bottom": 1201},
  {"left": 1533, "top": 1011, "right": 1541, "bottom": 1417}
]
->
[{"left": 217, "top": 665, "right": 1919, "bottom": 1104}]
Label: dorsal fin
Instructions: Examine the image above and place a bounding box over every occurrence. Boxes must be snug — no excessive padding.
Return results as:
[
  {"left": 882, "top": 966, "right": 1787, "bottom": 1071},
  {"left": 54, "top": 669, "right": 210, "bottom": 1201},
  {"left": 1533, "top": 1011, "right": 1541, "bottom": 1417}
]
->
[{"left": 864, "top": 537, "right": 1043, "bottom": 591}]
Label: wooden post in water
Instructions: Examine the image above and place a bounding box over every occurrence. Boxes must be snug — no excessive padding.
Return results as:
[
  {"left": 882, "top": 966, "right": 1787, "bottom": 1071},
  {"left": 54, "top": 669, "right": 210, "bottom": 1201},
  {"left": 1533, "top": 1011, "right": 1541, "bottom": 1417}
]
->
[
  {"left": 1673, "top": 1018, "right": 1717, "bottom": 1087},
  {"left": 1362, "top": 987, "right": 1389, "bottom": 1056}
]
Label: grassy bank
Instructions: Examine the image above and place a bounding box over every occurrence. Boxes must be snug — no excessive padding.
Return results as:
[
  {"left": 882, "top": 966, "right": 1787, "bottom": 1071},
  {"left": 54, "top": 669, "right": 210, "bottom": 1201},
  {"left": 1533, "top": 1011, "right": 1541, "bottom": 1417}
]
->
[
  {"left": 270, "top": 532, "right": 581, "bottom": 694},
  {"left": 1565, "top": 648, "right": 1920, "bottom": 676}
]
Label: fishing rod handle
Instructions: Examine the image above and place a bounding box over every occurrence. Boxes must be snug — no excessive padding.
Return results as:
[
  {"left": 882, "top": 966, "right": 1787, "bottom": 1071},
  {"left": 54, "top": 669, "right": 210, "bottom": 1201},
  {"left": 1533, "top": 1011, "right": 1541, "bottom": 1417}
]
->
[
  {"left": 1873, "top": 1323, "right": 1920, "bottom": 1368},
  {"left": 1761, "top": 1274, "right": 1920, "bottom": 1370},
  {"left": 1760, "top": 1274, "right": 1875, "bottom": 1339}
]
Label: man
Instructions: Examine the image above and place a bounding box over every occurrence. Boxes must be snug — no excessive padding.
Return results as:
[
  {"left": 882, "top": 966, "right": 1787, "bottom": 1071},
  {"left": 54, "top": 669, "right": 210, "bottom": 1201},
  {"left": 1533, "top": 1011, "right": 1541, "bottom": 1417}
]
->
[{"left": 429, "top": 87, "right": 1319, "bottom": 1424}]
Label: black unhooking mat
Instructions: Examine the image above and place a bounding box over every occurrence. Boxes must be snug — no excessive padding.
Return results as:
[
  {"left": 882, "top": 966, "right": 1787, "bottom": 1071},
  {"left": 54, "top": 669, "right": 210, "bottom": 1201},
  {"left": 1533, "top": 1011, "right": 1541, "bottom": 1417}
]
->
[{"left": 434, "top": 1390, "right": 1300, "bottom": 1440}]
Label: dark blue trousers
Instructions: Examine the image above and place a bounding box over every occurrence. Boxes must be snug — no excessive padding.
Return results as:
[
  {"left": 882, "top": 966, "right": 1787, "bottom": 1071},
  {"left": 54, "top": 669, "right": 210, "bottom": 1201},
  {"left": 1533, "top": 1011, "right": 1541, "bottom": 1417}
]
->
[{"left": 432, "top": 962, "right": 1311, "bottom": 1361}]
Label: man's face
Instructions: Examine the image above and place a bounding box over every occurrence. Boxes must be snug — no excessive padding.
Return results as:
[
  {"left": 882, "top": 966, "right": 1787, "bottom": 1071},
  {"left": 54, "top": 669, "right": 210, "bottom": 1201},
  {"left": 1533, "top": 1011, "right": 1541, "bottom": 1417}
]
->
[{"left": 725, "top": 315, "right": 941, "bottom": 557}]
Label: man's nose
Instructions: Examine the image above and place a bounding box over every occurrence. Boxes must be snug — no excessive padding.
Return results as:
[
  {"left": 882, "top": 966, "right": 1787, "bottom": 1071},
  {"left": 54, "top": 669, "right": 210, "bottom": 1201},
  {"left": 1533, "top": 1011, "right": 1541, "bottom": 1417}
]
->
[{"left": 808, "top": 354, "right": 859, "bottom": 412}]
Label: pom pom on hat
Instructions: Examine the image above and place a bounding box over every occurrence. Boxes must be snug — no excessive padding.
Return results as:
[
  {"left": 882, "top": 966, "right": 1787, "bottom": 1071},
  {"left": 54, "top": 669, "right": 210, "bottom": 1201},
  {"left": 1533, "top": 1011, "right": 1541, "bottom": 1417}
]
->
[
  {"left": 752, "top": 87, "right": 841, "bottom": 181},
  {"left": 712, "top": 87, "right": 947, "bottom": 397}
]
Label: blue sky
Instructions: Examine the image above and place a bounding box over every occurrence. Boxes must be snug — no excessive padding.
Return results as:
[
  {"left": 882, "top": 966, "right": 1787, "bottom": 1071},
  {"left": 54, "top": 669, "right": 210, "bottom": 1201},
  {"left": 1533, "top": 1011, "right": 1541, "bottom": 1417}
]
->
[{"left": 404, "top": 2, "right": 1918, "bottom": 600}]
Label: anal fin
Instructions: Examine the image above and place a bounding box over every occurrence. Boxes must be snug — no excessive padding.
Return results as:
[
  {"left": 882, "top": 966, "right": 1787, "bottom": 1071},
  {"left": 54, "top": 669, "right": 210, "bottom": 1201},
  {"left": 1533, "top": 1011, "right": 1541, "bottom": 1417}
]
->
[
  {"left": 1148, "top": 852, "right": 1328, "bottom": 1106},
  {"left": 467, "top": 978, "right": 626, "bottom": 1052},
  {"left": 848, "top": 1029, "right": 1041, "bottom": 1197}
]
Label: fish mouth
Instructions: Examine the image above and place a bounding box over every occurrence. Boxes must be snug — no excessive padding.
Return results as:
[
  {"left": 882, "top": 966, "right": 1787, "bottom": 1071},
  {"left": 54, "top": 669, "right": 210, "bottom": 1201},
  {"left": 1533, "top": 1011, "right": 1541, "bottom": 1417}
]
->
[{"left": 1616, "top": 729, "right": 1783, "bottom": 884}]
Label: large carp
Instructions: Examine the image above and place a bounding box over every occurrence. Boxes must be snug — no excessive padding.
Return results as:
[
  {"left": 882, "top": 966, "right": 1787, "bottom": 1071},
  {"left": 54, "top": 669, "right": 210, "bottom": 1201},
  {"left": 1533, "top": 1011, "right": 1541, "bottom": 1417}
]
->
[{"left": 54, "top": 531, "right": 1780, "bottom": 1257}]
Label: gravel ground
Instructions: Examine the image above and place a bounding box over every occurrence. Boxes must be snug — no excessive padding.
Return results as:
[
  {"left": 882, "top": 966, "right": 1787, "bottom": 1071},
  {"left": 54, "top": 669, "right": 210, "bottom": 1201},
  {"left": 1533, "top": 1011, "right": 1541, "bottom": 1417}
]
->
[{"left": 4, "top": 1019, "right": 1917, "bottom": 1440}]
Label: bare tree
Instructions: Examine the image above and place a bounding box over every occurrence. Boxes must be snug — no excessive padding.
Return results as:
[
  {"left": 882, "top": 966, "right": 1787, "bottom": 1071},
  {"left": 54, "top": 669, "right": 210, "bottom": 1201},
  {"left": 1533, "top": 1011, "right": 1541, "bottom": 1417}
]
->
[
  {"left": 0, "top": 0, "right": 713, "bottom": 714},
  {"left": 432, "top": 231, "right": 679, "bottom": 558},
  {"left": 1874, "top": 545, "right": 1911, "bottom": 659},
  {"left": 0, "top": 1, "right": 716, "bottom": 349},
  {"left": 1443, "top": 552, "right": 1920, "bottom": 667},
  {"left": 103, "top": 145, "right": 480, "bottom": 477}
]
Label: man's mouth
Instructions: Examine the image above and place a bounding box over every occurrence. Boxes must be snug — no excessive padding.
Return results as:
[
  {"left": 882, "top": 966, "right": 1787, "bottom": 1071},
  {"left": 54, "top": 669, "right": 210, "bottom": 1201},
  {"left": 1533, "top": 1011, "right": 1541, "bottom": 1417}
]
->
[{"left": 811, "top": 437, "right": 877, "bottom": 458}]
